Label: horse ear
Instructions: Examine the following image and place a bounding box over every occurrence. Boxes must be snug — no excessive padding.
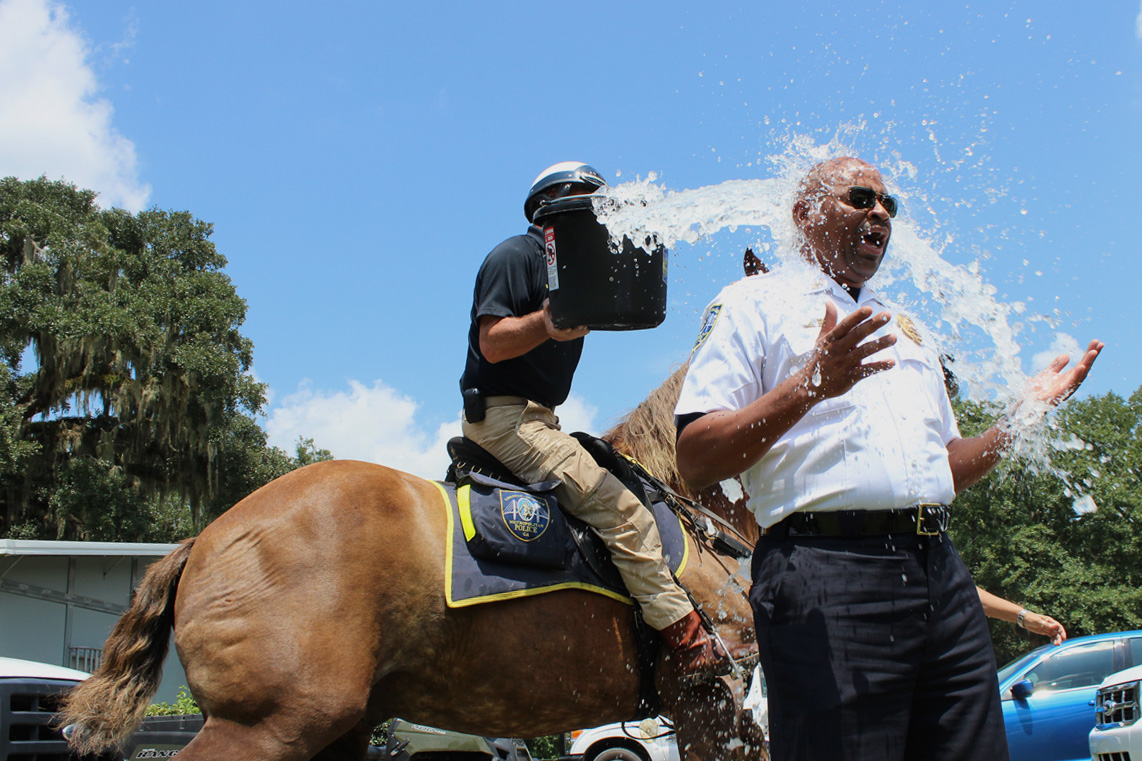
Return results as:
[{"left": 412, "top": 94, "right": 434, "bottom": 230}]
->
[{"left": 743, "top": 248, "right": 767, "bottom": 276}]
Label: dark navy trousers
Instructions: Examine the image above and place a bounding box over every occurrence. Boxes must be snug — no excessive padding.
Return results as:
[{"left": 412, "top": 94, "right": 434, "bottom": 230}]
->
[{"left": 750, "top": 531, "right": 1010, "bottom": 761}]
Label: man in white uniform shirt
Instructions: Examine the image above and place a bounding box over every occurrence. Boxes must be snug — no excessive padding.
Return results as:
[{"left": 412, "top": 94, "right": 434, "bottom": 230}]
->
[{"left": 674, "top": 157, "right": 1103, "bottom": 761}]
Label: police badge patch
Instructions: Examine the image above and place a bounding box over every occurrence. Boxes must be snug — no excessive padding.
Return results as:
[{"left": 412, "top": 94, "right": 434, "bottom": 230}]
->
[
  {"left": 896, "top": 313, "right": 923, "bottom": 345},
  {"left": 500, "top": 491, "right": 553, "bottom": 542},
  {"left": 691, "top": 303, "right": 722, "bottom": 354},
  {"left": 459, "top": 473, "right": 570, "bottom": 569}
]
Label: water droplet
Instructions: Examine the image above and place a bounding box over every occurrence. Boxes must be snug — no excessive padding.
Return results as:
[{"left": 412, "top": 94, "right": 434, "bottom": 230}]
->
[{"left": 591, "top": 126, "right": 1099, "bottom": 498}]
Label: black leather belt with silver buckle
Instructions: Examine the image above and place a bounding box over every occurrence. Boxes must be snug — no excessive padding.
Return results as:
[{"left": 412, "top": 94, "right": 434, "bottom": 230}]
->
[{"left": 765, "top": 504, "right": 951, "bottom": 539}]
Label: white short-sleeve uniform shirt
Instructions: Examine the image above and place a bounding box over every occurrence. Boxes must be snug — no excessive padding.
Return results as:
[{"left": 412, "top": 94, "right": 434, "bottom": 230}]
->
[{"left": 675, "top": 267, "right": 961, "bottom": 529}]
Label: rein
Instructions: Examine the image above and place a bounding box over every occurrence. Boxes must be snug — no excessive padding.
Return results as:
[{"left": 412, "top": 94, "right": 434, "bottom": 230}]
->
[
  {"left": 623, "top": 454, "right": 755, "bottom": 560},
  {"left": 620, "top": 452, "right": 762, "bottom": 680}
]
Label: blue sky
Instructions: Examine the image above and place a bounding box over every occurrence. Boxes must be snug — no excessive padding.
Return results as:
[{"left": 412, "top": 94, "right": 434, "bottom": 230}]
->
[{"left": 2, "top": 0, "right": 1140, "bottom": 479}]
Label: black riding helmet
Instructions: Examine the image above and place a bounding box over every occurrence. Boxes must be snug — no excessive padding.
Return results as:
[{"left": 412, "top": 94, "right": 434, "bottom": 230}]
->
[{"left": 524, "top": 162, "right": 608, "bottom": 223}]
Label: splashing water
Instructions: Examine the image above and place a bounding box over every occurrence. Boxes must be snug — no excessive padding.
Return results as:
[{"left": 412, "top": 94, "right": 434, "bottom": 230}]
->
[{"left": 594, "top": 128, "right": 1093, "bottom": 510}]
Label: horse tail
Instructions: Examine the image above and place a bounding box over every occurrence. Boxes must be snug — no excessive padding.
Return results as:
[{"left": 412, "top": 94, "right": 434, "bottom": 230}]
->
[{"left": 59, "top": 537, "right": 196, "bottom": 755}]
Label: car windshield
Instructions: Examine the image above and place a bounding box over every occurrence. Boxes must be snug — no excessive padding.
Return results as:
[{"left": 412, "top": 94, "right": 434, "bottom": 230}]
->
[{"left": 997, "top": 646, "right": 1049, "bottom": 685}]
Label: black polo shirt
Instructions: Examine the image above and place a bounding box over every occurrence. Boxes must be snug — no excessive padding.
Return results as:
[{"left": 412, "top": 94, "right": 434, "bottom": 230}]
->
[{"left": 459, "top": 227, "right": 583, "bottom": 408}]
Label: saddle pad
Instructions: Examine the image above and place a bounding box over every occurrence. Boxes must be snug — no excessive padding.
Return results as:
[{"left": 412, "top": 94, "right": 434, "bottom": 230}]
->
[{"left": 431, "top": 481, "right": 689, "bottom": 608}]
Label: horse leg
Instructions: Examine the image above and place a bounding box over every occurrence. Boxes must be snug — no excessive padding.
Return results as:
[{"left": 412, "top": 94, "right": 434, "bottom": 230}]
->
[
  {"left": 670, "top": 677, "right": 766, "bottom": 761},
  {"left": 165, "top": 689, "right": 372, "bottom": 761},
  {"left": 173, "top": 625, "right": 376, "bottom": 761},
  {"left": 170, "top": 658, "right": 374, "bottom": 761},
  {"left": 166, "top": 716, "right": 340, "bottom": 761},
  {"left": 309, "top": 719, "right": 376, "bottom": 761}
]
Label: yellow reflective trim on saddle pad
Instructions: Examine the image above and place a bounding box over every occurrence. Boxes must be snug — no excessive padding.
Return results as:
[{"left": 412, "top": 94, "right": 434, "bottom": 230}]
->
[
  {"left": 449, "top": 579, "right": 632, "bottom": 608},
  {"left": 434, "top": 480, "right": 459, "bottom": 606},
  {"left": 676, "top": 520, "right": 690, "bottom": 579},
  {"left": 457, "top": 484, "right": 477, "bottom": 542}
]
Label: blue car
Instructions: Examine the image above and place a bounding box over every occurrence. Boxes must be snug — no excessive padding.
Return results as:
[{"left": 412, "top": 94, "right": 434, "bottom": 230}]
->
[{"left": 998, "top": 630, "right": 1142, "bottom": 761}]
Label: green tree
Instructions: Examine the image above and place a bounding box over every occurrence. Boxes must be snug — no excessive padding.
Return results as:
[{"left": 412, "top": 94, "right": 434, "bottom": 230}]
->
[
  {"left": 202, "top": 421, "right": 332, "bottom": 520},
  {"left": 950, "top": 390, "right": 1142, "bottom": 665},
  {"left": 146, "top": 686, "right": 201, "bottom": 716},
  {"left": 0, "top": 176, "right": 321, "bottom": 539}
]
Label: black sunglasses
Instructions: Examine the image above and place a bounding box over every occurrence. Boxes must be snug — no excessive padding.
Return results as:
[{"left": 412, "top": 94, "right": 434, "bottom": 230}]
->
[{"left": 848, "top": 186, "right": 899, "bottom": 218}]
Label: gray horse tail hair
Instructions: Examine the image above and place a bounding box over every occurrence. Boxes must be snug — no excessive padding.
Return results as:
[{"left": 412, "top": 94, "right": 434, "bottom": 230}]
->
[{"left": 58, "top": 537, "right": 196, "bottom": 756}]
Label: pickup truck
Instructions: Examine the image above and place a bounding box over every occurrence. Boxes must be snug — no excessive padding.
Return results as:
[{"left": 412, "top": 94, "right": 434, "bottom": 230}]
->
[
  {"left": 1089, "top": 663, "right": 1142, "bottom": 761},
  {"left": 0, "top": 657, "right": 532, "bottom": 761}
]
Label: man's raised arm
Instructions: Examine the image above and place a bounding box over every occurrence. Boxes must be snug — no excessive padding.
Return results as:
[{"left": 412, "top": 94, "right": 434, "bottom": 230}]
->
[
  {"left": 677, "top": 302, "right": 897, "bottom": 491},
  {"left": 946, "top": 339, "right": 1104, "bottom": 494}
]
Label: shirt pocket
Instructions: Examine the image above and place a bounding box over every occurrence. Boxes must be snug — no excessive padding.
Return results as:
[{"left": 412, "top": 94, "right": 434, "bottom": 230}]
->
[
  {"left": 807, "top": 396, "right": 857, "bottom": 420},
  {"left": 777, "top": 322, "right": 867, "bottom": 419},
  {"left": 779, "top": 323, "right": 822, "bottom": 373},
  {"left": 891, "top": 338, "right": 944, "bottom": 423}
]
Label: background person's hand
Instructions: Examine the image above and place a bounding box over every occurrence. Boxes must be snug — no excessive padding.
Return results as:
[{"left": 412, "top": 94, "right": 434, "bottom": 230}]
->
[{"left": 1024, "top": 612, "right": 1067, "bottom": 646}]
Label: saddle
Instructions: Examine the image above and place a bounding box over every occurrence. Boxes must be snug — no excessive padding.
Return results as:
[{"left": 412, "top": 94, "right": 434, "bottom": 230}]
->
[
  {"left": 443, "top": 433, "right": 682, "bottom": 594},
  {"left": 445, "top": 433, "right": 752, "bottom": 568}
]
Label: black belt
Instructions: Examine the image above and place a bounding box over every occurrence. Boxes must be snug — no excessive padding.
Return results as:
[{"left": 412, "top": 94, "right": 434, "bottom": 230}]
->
[
  {"left": 482, "top": 395, "right": 556, "bottom": 411},
  {"left": 765, "top": 504, "right": 951, "bottom": 539}
]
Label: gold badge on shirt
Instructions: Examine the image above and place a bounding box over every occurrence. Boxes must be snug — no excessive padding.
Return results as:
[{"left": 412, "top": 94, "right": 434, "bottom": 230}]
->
[{"left": 896, "top": 314, "right": 922, "bottom": 345}]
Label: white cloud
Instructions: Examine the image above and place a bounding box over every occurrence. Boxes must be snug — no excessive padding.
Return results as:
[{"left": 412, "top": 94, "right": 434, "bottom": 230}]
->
[
  {"left": 1138, "top": 1, "right": 1142, "bottom": 39},
  {"left": 266, "top": 379, "right": 458, "bottom": 480},
  {"left": 551, "top": 395, "right": 600, "bottom": 438},
  {"left": 265, "top": 380, "right": 600, "bottom": 482},
  {"left": 0, "top": 0, "right": 149, "bottom": 211},
  {"left": 1031, "top": 332, "right": 1082, "bottom": 375}
]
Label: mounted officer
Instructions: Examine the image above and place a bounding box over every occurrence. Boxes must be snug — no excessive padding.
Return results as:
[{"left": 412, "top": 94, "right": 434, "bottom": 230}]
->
[{"left": 459, "top": 161, "right": 729, "bottom": 685}]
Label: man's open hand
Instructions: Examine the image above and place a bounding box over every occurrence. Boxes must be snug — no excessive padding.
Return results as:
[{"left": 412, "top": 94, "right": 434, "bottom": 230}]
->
[
  {"left": 801, "top": 301, "right": 897, "bottom": 400},
  {"left": 1025, "top": 339, "right": 1104, "bottom": 407}
]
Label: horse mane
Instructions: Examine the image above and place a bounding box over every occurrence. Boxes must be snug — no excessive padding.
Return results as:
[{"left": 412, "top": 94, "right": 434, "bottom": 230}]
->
[
  {"left": 603, "top": 364, "right": 692, "bottom": 498},
  {"left": 601, "top": 346, "right": 756, "bottom": 545}
]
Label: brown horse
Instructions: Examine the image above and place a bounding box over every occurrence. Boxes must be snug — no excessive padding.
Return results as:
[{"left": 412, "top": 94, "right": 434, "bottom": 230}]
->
[{"left": 60, "top": 366, "right": 762, "bottom": 761}]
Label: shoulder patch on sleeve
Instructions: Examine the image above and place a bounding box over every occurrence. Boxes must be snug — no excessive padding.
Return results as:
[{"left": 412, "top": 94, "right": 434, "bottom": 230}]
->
[{"left": 691, "top": 303, "right": 723, "bottom": 355}]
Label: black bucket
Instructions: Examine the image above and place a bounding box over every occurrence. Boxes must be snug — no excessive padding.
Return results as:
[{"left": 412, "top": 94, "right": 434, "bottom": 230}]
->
[{"left": 534, "top": 195, "right": 668, "bottom": 331}]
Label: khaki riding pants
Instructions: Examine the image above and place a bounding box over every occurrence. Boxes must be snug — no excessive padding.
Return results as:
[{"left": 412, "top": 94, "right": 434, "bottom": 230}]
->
[{"left": 462, "top": 397, "right": 693, "bottom": 630}]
